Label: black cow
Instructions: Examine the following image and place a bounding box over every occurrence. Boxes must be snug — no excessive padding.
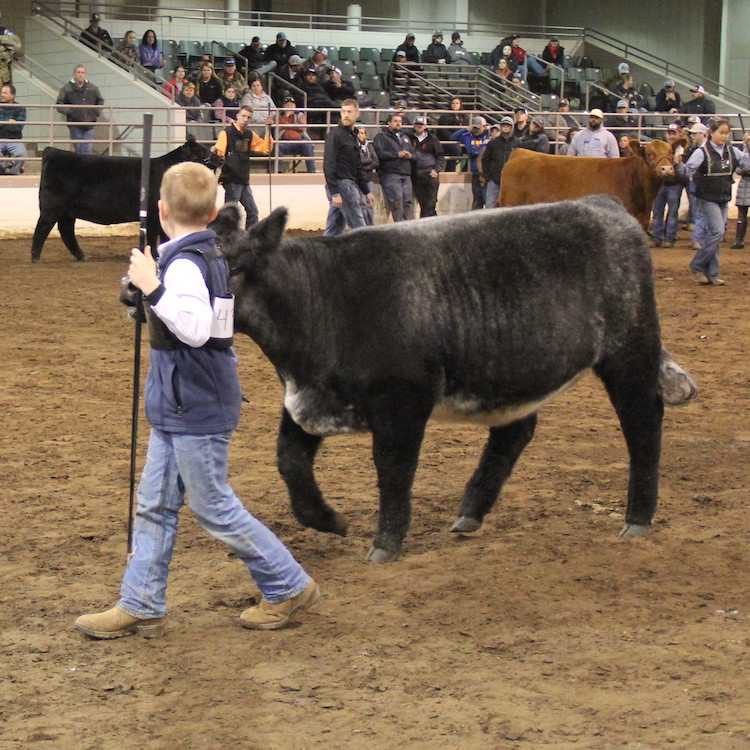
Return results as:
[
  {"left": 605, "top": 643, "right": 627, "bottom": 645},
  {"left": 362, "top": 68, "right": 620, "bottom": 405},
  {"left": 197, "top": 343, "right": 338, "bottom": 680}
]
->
[
  {"left": 215, "top": 196, "right": 697, "bottom": 563},
  {"left": 31, "top": 136, "right": 220, "bottom": 262}
]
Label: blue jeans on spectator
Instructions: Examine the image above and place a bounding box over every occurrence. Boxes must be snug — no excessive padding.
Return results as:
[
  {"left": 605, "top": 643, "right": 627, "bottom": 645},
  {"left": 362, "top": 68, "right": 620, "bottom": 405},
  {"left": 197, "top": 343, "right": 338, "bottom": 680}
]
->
[
  {"left": 484, "top": 179, "right": 500, "bottom": 210},
  {"left": 69, "top": 124, "right": 94, "bottom": 154},
  {"left": 380, "top": 172, "right": 414, "bottom": 222},
  {"left": 278, "top": 138, "right": 316, "bottom": 173},
  {"left": 223, "top": 182, "right": 259, "bottom": 228},
  {"left": 0, "top": 140, "right": 27, "bottom": 173},
  {"left": 691, "top": 198, "right": 727, "bottom": 283},
  {"left": 118, "top": 428, "right": 311, "bottom": 619},
  {"left": 324, "top": 179, "right": 366, "bottom": 235},
  {"left": 651, "top": 183, "right": 683, "bottom": 242},
  {"left": 361, "top": 180, "right": 375, "bottom": 226}
]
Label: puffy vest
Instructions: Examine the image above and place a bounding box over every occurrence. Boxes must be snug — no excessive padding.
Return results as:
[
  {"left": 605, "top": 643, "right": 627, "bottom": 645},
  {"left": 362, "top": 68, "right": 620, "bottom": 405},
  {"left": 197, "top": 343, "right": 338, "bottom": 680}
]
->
[
  {"left": 220, "top": 124, "right": 252, "bottom": 185},
  {"left": 694, "top": 143, "right": 735, "bottom": 203}
]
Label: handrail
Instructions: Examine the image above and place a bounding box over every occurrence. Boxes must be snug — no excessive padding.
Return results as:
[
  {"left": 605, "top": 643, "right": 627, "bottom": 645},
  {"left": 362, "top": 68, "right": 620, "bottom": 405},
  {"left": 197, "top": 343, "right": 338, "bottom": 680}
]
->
[
  {"left": 267, "top": 73, "right": 308, "bottom": 109},
  {"left": 208, "top": 40, "right": 249, "bottom": 83},
  {"left": 13, "top": 54, "right": 66, "bottom": 89}
]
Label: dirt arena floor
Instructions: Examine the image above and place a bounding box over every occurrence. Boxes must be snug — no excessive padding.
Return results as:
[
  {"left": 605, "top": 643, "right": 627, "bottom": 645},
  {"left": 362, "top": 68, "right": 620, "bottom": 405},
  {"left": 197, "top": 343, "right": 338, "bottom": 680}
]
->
[{"left": 2, "top": 225, "right": 750, "bottom": 750}]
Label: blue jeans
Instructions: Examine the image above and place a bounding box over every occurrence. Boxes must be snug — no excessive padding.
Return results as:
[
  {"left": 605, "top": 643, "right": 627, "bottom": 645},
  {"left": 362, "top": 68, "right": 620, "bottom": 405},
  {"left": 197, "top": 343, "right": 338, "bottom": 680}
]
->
[
  {"left": 0, "top": 140, "right": 27, "bottom": 173},
  {"left": 484, "top": 179, "right": 500, "bottom": 210},
  {"left": 689, "top": 185, "right": 707, "bottom": 245},
  {"left": 380, "top": 172, "right": 414, "bottom": 222},
  {"left": 690, "top": 198, "right": 727, "bottom": 282},
  {"left": 361, "top": 180, "right": 375, "bottom": 225},
  {"left": 324, "top": 178, "right": 366, "bottom": 235},
  {"left": 651, "top": 182, "right": 683, "bottom": 242},
  {"left": 118, "top": 428, "right": 311, "bottom": 619},
  {"left": 223, "top": 182, "right": 259, "bottom": 228},
  {"left": 69, "top": 125, "right": 94, "bottom": 154},
  {"left": 278, "top": 138, "right": 316, "bottom": 173}
]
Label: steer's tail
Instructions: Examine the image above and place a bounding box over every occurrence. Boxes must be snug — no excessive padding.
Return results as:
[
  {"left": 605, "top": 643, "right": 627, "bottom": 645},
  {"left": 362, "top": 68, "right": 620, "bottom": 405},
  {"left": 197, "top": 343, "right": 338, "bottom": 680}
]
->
[{"left": 659, "top": 348, "right": 698, "bottom": 406}]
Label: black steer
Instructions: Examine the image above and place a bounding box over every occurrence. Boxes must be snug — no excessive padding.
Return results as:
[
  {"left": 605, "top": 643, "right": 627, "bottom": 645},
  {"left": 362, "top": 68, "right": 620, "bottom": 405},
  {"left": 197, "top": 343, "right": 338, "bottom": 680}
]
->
[
  {"left": 31, "top": 136, "right": 219, "bottom": 262},
  {"left": 216, "top": 196, "right": 696, "bottom": 563}
]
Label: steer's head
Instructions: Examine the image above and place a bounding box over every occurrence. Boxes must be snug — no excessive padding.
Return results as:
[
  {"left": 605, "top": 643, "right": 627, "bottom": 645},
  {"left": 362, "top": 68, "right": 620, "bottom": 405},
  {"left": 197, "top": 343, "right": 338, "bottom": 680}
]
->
[
  {"left": 629, "top": 138, "right": 687, "bottom": 179},
  {"left": 182, "top": 134, "right": 224, "bottom": 170}
]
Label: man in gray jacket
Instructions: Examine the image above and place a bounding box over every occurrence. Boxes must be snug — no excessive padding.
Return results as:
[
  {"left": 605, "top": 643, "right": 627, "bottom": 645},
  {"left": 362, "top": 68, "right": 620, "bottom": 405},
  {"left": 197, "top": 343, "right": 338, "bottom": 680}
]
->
[
  {"left": 374, "top": 113, "right": 415, "bottom": 221},
  {"left": 56, "top": 65, "right": 104, "bottom": 154}
]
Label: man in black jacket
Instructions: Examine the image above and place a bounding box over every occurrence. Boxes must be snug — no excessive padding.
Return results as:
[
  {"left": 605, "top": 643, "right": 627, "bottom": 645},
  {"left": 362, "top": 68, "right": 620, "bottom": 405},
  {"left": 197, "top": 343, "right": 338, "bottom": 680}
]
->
[
  {"left": 323, "top": 99, "right": 374, "bottom": 235},
  {"left": 481, "top": 116, "right": 520, "bottom": 209},
  {"left": 409, "top": 116, "right": 444, "bottom": 217},
  {"left": 79, "top": 13, "right": 112, "bottom": 54},
  {"left": 422, "top": 31, "right": 452, "bottom": 64},
  {"left": 374, "top": 113, "right": 415, "bottom": 222}
]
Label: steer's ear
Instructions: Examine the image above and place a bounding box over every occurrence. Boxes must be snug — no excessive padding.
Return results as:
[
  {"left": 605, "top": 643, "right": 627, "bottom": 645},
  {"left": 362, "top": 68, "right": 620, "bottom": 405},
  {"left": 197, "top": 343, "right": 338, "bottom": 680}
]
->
[
  {"left": 673, "top": 136, "right": 688, "bottom": 152},
  {"left": 246, "top": 206, "right": 288, "bottom": 254},
  {"left": 628, "top": 140, "right": 645, "bottom": 158},
  {"left": 212, "top": 203, "right": 243, "bottom": 236}
]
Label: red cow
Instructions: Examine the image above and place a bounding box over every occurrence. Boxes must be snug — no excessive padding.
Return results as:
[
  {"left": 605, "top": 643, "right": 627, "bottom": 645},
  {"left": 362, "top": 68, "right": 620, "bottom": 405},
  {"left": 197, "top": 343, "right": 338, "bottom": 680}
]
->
[{"left": 498, "top": 139, "right": 686, "bottom": 230}]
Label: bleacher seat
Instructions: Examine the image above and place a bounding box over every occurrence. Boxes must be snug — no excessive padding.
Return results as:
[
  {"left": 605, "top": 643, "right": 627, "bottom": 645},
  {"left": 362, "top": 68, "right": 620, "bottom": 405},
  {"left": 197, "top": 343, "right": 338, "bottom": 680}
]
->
[
  {"left": 179, "top": 40, "right": 203, "bottom": 64},
  {"left": 360, "top": 73, "right": 383, "bottom": 91},
  {"left": 585, "top": 67, "right": 601, "bottom": 82},
  {"left": 338, "top": 60, "right": 355, "bottom": 77},
  {"left": 349, "top": 74, "right": 362, "bottom": 90},
  {"left": 637, "top": 82, "right": 655, "bottom": 98},
  {"left": 164, "top": 39, "right": 179, "bottom": 58},
  {"left": 227, "top": 42, "right": 244, "bottom": 54},
  {"left": 359, "top": 47, "right": 380, "bottom": 62},
  {"left": 373, "top": 90, "right": 390, "bottom": 108},
  {"left": 355, "top": 60, "right": 376, "bottom": 76},
  {"left": 375, "top": 60, "right": 391, "bottom": 76},
  {"left": 299, "top": 44, "right": 315, "bottom": 60},
  {"left": 480, "top": 52, "right": 492, "bottom": 66},
  {"left": 339, "top": 46, "right": 360, "bottom": 61},
  {"left": 380, "top": 48, "right": 395, "bottom": 61},
  {"left": 468, "top": 51, "right": 480, "bottom": 65},
  {"left": 327, "top": 46, "right": 339, "bottom": 62}
]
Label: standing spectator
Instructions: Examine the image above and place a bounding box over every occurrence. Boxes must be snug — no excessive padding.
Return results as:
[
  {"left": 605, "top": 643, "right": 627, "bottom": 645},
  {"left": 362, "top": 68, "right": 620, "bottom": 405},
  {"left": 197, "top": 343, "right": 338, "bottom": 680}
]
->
[
  {"left": 241, "top": 78, "right": 277, "bottom": 124},
  {"left": 213, "top": 105, "right": 273, "bottom": 229},
  {"left": 357, "top": 123, "right": 379, "bottom": 225},
  {"left": 685, "top": 122, "right": 708, "bottom": 250},
  {"left": 0, "top": 12, "right": 21, "bottom": 86},
  {"left": 238, "top": 36, "right": 269, "bottom": 74},
  {"left": 655, "top": 79, "right": 682, "bottom": 113},
  {"left": 606, "top": 99, "right": 639, "bottom": 135},
  {"left": 422, "top": 31, "right": 452, "bottom": 64},
  {"left": 409, "top": 116, "right": 444, "bottom": 217},
  {"left": 374, "top": 113, "right": 415, "bottom": 222},
  {"left": 393, "top": 33, "right": 420, "bottom": 64},
  {"left": 323, "top": 67, "right": 356, "bottom": 104},
  {"left": 56, "top": 65, "right": 104, "bottom": 154},
  {"left": 264, "top": 32, "right": 298, "bottom": 70},
  {"left": 619, "top": 134, "right": 632, "bottom": 157},
  {"left": 437, "top": 96, "right": 468, "bottom": 172},
  {"left": 218, "top": 59, "right": 248, "bottom": 98},
  {"left": 448, "top": 32, "right": 469, "bottom": 63},
  {"left": 113, "top": 30, "right": 139, "bottom": 68},
  {"left": 175, "top": 80, "right": 206, "bottom": 140},
  {"left": 513, "top": 107, "right": 530, "bottom": 139},
  {"left": 541, "top": 37, "right": 564, "bottom": 68},
  {"left": 681, "top": 85, "right": 716, "bottom": 121},
  {"left": 213, "top": 85, "right": 241, "bottom": 124},
  {"left": 451, "top": 115, "right": 491, "bottom": 210},
  {"left": 323, "top": 98, "right": 373, "bottom": 235},
  {"left": 552, "top": 98, "right": 579, "bottom": 148},
  {"left": 567, "top": 109, "right": 619, "bottom": 158},
  {"left": 139, "top": 30, "right": 164, "bottom": 74},
  {"left": 651, "top": 124, "right": 686, "bottom": 247},
  {"left": 277, "top": 97, "right": 316, "bottom": 173},
  {"left": 731, "top": 132, "right": 750, "bottom": 249},
  {"left": 518, "top": 115, "right": 550, "bottom": 153},
  {"left": 558, "top": 126, "right": 580, "bottom": 155},
  {"left": 79, "top": 13, "right": 112, "bottom": 54},
  {"left": 481, "top": 115, "right": 519, "bottom": 209},
  {"left": 0, "top": 83, "right": 27, "bottom": 174},
  {"left": 683, "top": 120, "right": 750, "bottom": 285},
  {"left": 164, "top": 65, "right": 187, "bottom": 100}
]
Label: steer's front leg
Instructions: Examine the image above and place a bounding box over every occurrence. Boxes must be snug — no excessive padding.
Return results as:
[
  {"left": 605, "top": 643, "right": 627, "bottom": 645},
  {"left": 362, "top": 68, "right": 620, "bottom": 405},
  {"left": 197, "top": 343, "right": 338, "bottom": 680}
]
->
[{"left": 365, "top": 384, "right": 433, "bottom": 563}]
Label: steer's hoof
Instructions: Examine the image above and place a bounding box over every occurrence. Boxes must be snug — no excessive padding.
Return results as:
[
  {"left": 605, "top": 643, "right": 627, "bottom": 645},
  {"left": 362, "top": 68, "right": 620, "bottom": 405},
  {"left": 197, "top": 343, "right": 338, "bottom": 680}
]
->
[
  {"left": 619, "top": 523, "right": 653, "bottom": 539},
  {"left": 451, "top": 516, "right": 482, "bottom": 533},
  {"left": 366, "top": 546, "right": 399, "bottom": 564},
  {"left": 74, "top": 253, "right": 88, "bottom": 262}
]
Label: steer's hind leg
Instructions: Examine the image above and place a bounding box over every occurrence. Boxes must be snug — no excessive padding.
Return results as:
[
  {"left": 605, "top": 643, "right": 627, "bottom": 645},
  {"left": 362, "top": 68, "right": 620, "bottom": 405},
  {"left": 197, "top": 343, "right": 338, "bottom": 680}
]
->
[
  {"left": 595, "top": 356, "right": 664, "bottom": 538},
  {"left": 366, "top": 386, "right": 433, "bottom": 563},
  {"left": 276, "top": 407, "right": 347, "bottom": 536},
  {"left": 31, "top": 217, "right": 57, "bottom": 262},
  {"left": 57, "top": 216, "right": 87, "bottom": 261},
  {"left": 452, "top": 414, "right": 538, "bottom": 533}
]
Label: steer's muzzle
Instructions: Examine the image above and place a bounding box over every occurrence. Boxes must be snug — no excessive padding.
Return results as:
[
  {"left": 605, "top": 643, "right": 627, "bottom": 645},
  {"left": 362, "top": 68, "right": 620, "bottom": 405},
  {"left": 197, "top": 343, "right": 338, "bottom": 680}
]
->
[{"left": 659, "top": 163, "right": 675, "bottom": 176}]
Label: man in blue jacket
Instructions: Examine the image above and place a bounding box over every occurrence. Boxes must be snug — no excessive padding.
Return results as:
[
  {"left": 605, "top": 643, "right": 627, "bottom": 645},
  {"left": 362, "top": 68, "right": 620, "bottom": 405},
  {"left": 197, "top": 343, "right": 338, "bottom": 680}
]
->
[{"left": 452, "top": 115, "right": 491, "bottom": 209}]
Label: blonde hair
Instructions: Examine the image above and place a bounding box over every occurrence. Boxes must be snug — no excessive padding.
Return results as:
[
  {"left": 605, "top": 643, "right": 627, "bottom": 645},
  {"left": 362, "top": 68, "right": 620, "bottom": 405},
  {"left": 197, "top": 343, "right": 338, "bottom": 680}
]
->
[{"left": 160, "top": 162, "right": 217, "bottom": 225}]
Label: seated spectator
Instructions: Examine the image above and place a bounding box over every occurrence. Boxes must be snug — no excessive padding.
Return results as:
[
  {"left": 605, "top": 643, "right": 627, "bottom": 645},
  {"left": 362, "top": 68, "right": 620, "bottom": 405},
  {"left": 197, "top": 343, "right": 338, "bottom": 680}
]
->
[
  {"left": 164, "top": 65, "right": 187, "bottom": 100},
  {"left": 518, "top": 115, "right": 550, "bottom": 153},
  {"left": 496, "top": 57, "right": 513, "bottom": 80},
  {"left": 437, "top": 96, "right": 468, "bottom": 172},
  {"left": 274, "top": 54, "right": 305, "bottom": 106},
  {"left": 681, "top": 85, "right": 716, "bottom": 120},
  {"left": 306, "top": 46, "right": 332, "bottom": 83},
  {"left": 195, "top": 62, "right": 223, "bottom": 119},
  {"left": 388, "top": 50, "right": 412, "bottom": 99},
  {"left": 502, "top": 34, "right": 544, "bottom": 79},
  {"left": 448, "top": 32, "right": 469, "bottom": 63},
  {"left": 541, "top": 37, "right": 564, "bottom": 68},
  {"left": 218, "top": 59, "right": 248, "bottom": 98},
  {"left": 393, "top": 33, "right": 420, "bottom": 63},
  {"left": 113, "top": 30, "right": 138, "bottom": 68},
  {"left": 213, "top": 85, "right": 241, "bottom": 123},
  {"left": 552, "top": 98, "right": 579, "bottom": 138},
  {"left": 323, "top": 67, "right": 356, "bottom": 104},
  {"left": 557, "top": 126, "right": 580, "bottom": 155},
  {"left": 276, "top": 97, "right": 316, "bottom": 173},
  {"left": 0, "top": 83, "right": 26, "bottom": 174},
  {"left": 264, "top": 32, "right": 298, "bottom": 70},
  {"left": 491, "top": 44, "right": 518, "bottom": 74},
  {"left": 357, "top": 122, "right": 379, "bottom": 224},
  {"left": 138, "top": 30, "right": 164, "bottom": 74},
  {"left": 612, "top": 74, "right": 644, "bottom": 111},
  {"left": 175, "top": 81, "right": 206, "bottom": 139},
  {"left": 422, "top": 31, "right": 452, "bottom": 64},
  {"left": 606, "top": 99, "right": 639, "bottom": 134},
  {"left": 655, "top": 79, "right": 682, "bottom": 113},
  {"left": 241, "top": 77, "right": 278, "bottom": 124},
  {"left": 79, "top": 13, "right": 112, "bottom": 54},
  {"left": 238, "top": 36, "right": 267, "bottom": 73}
]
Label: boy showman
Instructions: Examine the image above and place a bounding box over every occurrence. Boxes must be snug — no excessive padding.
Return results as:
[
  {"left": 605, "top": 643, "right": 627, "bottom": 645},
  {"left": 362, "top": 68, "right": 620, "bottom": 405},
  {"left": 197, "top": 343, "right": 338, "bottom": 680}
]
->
[{"left": 75, "top": 162, "right": 319, "bottom": 639}]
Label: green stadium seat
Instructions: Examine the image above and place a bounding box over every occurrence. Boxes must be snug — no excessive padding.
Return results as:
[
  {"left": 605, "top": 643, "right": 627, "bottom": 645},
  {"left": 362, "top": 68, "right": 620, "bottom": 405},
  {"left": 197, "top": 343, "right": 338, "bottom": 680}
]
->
[
  {"left": 355, "top": 60, "right": 376, "bottom": 76},
  {"left": 380, "top": 48, "right": 395, "bottom": 61},
  {"left": 339, "top": 46, "right": 360, "bottom": 61},
  {"left": 359, "top": 47, "right": 380, "bottom": 62}
]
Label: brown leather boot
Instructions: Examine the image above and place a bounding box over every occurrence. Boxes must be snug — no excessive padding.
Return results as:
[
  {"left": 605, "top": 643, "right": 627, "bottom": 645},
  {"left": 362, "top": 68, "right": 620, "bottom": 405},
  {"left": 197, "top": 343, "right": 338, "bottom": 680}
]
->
[
  {"left": 74, "top": 606, "right": 165, "bottom": 640},
  {"left": 239, "top": 580, "right": 320, "bottom": 631}
]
